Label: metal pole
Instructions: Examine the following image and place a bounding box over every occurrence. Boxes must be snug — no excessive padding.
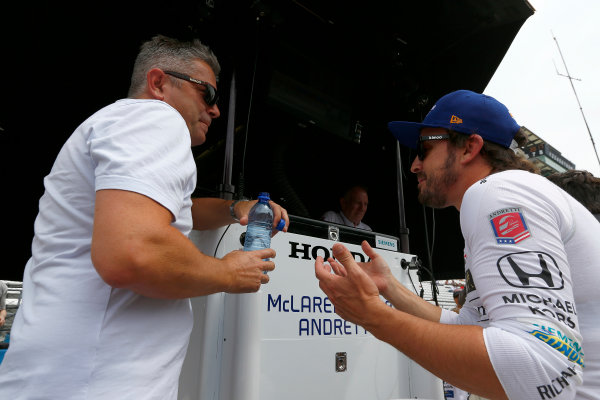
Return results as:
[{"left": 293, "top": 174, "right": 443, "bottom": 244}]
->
[
  {"left": 395, "top": 142, "right": 410, "bottom": 253},
  {"left": 553, "top": 33, "right": 600, "bottom": 169},
  {"left": 219, "top": 71, "right": 237, "bottom": 200}
]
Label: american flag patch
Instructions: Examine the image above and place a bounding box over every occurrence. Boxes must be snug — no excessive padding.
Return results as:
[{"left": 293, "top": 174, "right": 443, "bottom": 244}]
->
[{"left": 489, "top": 208, "right": 531, "bottom": 244}]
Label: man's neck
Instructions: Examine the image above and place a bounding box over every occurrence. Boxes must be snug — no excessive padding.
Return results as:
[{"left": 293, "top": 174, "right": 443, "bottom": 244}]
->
[{"left": 453, "top": 160, "right": 494, "bottom": 211}]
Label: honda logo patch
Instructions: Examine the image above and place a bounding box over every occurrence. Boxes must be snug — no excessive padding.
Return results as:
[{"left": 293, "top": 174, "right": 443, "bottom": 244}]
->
[
  {"left": 489, "top": 208, "right": 531, "bottom": 244},
  {"left": 497, "top": 251, "right": 563, "bottom": 289}
]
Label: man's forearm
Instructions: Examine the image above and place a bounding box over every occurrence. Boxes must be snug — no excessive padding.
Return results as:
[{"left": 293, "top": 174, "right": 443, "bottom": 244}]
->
[
  {"left": 382, "top": 279, "right": 442, "bottom": 322},
  {"left": 93, "top": 190, "right": 272, "bottom": 300},
  {"left": 192, "top": 198, "right": 238, "bottom": 230},
  {"left": 365, "top": 303, "right": 506, "bottom": 399},
  {"left": 93, "top": 223, "right": 232, "bottom": 299}
]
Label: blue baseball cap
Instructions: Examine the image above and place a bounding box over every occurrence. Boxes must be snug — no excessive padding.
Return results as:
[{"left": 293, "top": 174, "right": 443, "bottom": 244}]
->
[{"left": 388, "top": 90, "right": 521, "bottom": 149}]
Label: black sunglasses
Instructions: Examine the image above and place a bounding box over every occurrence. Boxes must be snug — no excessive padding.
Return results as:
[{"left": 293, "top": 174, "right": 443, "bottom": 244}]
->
[
  {"left": 416, "top": 134, "right": 450, "bottom": 160},
  {"left": 163, "top": 70, "right": 219, "bottom": 106}
]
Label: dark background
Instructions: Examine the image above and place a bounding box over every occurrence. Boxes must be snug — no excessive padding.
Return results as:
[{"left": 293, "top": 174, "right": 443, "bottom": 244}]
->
[{"left": 0, "top": 0, "right": 533, "bottom": 281}]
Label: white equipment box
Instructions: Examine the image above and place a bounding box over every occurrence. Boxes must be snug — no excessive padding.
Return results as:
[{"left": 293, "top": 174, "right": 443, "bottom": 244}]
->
[{"left": 179, "top": 223, "right": 443, "bottom": 400}]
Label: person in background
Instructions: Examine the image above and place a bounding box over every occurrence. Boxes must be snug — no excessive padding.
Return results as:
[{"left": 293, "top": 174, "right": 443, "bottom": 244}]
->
[
  {"left": 547, "top": 169, "right": 600, "bottom": 222},
  {"left": 0, "top": 35, "right": 288, "bottom": 400},
  {"left": 444, "top": 286, "right": 469, "bottom": 400},
  {"left": 322, "top": 184, "right": 371, "bottom": 230},
  {"left": 0, "top": 281, "right": 7, "bottom": 329},
  {"left": 315, "top": 90, "right": 600, "bottom": 399},
  {"left": 450, "top": 287, "right": 466, "bottom": 314}
]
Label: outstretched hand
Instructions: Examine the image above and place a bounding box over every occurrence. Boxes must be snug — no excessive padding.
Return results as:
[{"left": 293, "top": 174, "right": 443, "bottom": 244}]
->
[
  {"left": 356, "top": 241, "right": 395, "bottom": 296},
  {"left": 314, "top": 242, "right": 385, "bottom": 327}
]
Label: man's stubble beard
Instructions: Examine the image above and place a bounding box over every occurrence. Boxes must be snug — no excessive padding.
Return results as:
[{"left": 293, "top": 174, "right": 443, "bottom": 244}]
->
[{"left": 417, "top": 151, "right": 458, "bottom": 209}]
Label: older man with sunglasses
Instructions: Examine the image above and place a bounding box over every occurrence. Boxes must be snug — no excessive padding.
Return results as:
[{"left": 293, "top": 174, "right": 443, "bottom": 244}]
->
[
  {"left": 0, "top": 35, "right": 288, "bottom": 400},
  {"left": 316, "top": 90, "right": 600, "bottom": 400}
]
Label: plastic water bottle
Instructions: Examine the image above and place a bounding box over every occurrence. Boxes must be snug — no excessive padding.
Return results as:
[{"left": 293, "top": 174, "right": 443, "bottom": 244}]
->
[{"left": 243, "top": 192, "right": 273, "bottom": 253}]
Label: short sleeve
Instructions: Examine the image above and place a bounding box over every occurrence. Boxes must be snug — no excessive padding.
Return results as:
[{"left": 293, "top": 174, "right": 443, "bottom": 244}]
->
[{"left": 90, "top": 101, "right": 195, "bottom": 219}]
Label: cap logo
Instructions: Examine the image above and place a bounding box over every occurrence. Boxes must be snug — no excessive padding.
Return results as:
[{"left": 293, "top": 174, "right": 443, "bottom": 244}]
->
[{"left": 450, "top": 115, "right": 463, "bottom": 124}]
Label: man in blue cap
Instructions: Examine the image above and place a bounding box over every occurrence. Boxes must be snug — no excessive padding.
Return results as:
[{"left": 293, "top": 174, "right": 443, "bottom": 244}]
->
[{"left": 315, "top": 90, "right": 600, "bottom": 399}]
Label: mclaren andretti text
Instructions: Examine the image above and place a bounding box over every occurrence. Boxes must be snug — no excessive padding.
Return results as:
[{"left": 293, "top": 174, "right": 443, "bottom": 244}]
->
[{"left": 266, "top": 293, "right": 376, "bottom": 336}]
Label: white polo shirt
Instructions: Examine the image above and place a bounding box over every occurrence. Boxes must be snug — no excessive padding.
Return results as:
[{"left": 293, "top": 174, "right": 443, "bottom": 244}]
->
[{"left": 0, "top": 99, "right": 197, "bottom": 399}]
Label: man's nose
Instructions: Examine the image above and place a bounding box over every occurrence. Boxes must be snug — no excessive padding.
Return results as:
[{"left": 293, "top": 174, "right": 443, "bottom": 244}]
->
[
  {"left": 208, "top": 104, "right": 220, "bottom": 118},
  {"left": 410, "top": 156, "right": 422, "bottom": 174}
]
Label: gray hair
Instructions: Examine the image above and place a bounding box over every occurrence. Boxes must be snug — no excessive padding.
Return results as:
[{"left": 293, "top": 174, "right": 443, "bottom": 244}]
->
[{"left": 127, "top": 35, "right": 221, "bottom": 97}]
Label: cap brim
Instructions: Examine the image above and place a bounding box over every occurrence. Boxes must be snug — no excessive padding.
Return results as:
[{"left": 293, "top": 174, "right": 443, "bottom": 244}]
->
[{"left": 387, "top": 121, "right": 426, "bottom": 149}]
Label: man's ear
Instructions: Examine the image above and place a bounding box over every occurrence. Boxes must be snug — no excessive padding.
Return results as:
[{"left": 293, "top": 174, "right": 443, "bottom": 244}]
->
[
  {"left": 461, "top": 134, "right": 484, "bottom": 164},
  {"left": 146, "top": 68, "right": 168, "bottom": 100}
]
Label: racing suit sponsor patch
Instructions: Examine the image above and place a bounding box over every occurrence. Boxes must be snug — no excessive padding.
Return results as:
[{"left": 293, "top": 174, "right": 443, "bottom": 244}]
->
[
  {"left": 528, "top": 325, "right": 584, "bottom": 367},
  {"left": 489, "top": 207, "right": 531, "bottom": 244}
]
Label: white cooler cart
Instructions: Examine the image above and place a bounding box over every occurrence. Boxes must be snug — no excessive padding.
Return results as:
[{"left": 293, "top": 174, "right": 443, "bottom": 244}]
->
[{"left": 178, "top": 217, "right": 444, "bottom": 400}]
